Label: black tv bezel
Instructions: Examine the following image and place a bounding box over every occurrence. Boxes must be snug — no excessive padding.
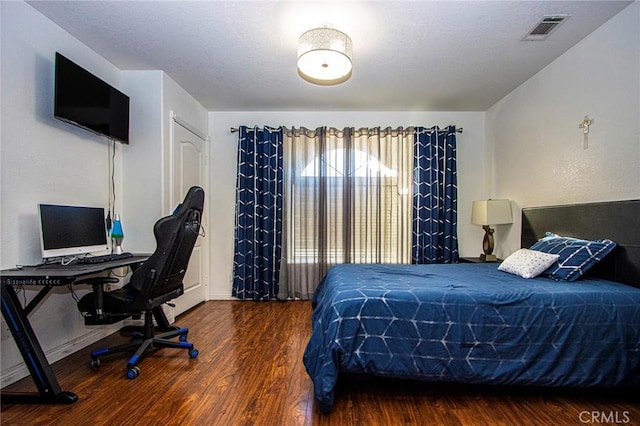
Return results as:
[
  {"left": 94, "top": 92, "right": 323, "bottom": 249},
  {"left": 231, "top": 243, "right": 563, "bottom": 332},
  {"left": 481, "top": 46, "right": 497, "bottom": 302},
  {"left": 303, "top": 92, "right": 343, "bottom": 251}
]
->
[{"left": 54, "top": 52, "right": 130, "bottom": 144}]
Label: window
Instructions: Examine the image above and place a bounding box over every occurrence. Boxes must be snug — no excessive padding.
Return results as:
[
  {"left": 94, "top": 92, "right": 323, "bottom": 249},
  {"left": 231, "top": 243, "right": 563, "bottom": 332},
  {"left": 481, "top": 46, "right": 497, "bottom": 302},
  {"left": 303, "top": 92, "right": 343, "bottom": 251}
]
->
[
  {"left": 285, "top": 129, "right": 413, "bottom": 266},
  {"left": 301, "top": 149, "right": 398, "bottom": 177}
]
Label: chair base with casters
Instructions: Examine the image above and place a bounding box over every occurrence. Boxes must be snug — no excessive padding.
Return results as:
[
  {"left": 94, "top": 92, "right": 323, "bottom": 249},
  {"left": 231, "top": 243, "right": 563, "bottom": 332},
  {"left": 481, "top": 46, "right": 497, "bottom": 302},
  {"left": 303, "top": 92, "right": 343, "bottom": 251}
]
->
[{"left": 89, "top": 307, "right": 198, "bottom": 379}]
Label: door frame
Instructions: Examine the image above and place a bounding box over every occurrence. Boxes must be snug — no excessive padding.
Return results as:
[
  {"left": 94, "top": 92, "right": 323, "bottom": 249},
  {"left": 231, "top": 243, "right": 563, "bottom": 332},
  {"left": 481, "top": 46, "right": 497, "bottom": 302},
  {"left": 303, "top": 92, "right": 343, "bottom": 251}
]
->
[{"left": 167, "top": 110, "right": 210, "bottom": 317}]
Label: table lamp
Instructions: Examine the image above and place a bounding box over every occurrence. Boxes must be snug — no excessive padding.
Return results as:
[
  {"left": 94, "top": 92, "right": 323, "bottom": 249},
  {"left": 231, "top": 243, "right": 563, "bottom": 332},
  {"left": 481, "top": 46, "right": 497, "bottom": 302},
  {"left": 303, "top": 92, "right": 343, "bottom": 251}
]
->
[
  {"left": 111, "top": 213, "right": 124, "bottom": 254},
  {"left": 471, "top": 199, "right": 512, "bottom": 262}
]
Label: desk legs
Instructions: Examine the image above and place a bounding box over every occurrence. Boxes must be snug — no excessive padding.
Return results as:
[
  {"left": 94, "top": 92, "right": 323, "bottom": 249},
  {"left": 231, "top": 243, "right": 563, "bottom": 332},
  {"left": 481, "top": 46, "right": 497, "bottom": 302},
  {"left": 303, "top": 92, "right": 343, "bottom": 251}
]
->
[{"left": 1, "top": 285, "right": 78, "bottom": 404}]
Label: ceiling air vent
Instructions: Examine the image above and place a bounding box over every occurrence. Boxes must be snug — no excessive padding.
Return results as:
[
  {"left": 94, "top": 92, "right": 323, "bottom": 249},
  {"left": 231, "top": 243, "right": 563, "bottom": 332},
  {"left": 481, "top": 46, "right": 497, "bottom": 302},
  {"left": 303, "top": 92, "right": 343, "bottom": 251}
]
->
[{"left": 522, "top": 15, "right": 570, "bottom": 41}]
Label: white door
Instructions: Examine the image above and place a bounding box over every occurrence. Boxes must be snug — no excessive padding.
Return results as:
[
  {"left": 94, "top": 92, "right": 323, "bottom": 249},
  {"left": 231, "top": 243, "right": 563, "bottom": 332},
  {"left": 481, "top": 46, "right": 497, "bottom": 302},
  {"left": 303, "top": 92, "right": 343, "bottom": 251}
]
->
[{"left": 170, "top": 113, "right": 209, "bottom": 315}]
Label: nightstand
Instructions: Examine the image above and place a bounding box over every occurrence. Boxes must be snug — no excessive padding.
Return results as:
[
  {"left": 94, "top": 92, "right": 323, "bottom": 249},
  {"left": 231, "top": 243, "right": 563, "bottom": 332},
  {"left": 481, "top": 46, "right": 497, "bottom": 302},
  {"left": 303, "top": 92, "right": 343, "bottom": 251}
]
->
[{"left": 459, "top": 257, "right": 501, "bottom": 263}]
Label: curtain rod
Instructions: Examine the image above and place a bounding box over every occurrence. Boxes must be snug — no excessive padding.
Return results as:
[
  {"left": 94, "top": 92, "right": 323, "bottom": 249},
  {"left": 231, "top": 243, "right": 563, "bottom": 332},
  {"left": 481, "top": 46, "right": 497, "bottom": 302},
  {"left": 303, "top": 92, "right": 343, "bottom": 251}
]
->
[{"left": 229, "top": 126, "right": 463, "bottom": 134}]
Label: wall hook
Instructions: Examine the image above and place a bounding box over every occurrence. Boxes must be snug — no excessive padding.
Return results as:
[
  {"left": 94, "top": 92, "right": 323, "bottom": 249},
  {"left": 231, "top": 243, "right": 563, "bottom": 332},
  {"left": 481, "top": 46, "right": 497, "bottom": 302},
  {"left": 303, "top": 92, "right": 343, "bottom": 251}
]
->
[{"left": 578, "top": 115, "right": 593, "bottom": 149}]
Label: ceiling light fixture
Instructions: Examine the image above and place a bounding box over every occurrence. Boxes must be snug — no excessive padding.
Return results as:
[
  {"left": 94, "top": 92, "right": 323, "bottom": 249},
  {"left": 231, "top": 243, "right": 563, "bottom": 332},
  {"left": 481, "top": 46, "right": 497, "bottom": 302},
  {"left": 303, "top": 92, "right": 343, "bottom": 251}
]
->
[{"left": 297, "top": 27, "right": 353, "bottom": 86}]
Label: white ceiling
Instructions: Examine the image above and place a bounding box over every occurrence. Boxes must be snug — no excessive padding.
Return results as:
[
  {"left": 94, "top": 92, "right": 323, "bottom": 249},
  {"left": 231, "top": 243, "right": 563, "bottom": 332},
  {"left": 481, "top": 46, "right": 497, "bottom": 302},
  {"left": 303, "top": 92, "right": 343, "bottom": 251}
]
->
[{"left": 27, "top": 0, "right": 633, "bottom": 111}]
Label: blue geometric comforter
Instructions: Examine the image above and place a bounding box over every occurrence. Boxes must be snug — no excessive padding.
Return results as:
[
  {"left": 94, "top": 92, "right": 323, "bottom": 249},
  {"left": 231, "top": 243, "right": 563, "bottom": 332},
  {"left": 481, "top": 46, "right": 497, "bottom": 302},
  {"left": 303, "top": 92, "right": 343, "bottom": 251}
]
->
[{"left": 303, "top": 263, "right": 640, "bottom": 412}]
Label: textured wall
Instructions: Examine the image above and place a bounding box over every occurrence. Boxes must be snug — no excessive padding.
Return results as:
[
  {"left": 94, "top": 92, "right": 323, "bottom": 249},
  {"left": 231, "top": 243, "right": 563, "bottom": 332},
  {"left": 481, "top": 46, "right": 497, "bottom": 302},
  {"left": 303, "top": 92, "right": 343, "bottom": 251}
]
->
[{"left": 486, "top": 2, "right": 640, "bottom": 259}]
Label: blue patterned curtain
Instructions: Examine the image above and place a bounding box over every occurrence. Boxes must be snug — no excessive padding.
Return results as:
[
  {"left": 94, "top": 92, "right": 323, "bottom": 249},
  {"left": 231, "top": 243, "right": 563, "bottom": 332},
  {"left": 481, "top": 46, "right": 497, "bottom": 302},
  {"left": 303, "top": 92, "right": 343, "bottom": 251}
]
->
[
  {"left": 412, "top": 126, "right": 459, "bottom": 263},
  {"left": 232, "top": 126, "right": 284, "bottom": 300}
]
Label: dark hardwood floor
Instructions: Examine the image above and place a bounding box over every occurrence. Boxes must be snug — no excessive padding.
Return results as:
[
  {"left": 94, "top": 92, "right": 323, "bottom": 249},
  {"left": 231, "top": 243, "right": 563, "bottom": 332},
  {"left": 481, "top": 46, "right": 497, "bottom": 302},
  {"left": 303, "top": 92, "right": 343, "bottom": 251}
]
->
[{"left": 1, "top": 301, "right": 638, "bottom": 425}]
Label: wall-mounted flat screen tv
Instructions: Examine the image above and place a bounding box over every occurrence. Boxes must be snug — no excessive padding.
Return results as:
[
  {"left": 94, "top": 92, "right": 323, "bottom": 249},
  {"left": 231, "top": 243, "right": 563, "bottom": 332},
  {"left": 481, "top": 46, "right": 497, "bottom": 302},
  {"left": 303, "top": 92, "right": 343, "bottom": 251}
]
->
[{"left": 54, "top": 52, "right": 130, "bottom": 144}]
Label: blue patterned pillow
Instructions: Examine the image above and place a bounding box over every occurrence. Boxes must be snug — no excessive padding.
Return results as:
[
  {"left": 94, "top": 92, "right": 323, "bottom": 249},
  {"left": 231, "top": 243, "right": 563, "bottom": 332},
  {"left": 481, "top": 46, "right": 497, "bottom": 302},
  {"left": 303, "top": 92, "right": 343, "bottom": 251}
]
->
[{"left": 529, "top": 232, "right": 617, "bottom": 281}]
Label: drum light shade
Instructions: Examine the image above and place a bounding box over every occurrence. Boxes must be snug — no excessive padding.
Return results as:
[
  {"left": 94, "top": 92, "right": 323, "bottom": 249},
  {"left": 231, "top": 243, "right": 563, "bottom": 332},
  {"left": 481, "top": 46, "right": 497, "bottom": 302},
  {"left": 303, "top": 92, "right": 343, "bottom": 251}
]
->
[{"left": 297, "top": 27, "right": 353, "bottom": 86}]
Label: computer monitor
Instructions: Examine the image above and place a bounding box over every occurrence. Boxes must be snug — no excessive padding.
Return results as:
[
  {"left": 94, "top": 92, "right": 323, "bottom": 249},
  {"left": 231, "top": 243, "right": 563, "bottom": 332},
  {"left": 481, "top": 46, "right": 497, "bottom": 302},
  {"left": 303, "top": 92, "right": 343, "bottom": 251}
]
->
[{"left": 38, "top": 204, "right": 109, "bottom": 259}]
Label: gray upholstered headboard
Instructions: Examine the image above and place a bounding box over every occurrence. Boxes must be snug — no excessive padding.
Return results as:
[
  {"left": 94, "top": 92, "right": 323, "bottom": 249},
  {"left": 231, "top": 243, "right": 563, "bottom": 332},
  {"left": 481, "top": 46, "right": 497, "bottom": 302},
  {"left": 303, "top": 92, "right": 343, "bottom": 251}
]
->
[{"left": 521, "top": 200, "right": 640, "bottom": 287}]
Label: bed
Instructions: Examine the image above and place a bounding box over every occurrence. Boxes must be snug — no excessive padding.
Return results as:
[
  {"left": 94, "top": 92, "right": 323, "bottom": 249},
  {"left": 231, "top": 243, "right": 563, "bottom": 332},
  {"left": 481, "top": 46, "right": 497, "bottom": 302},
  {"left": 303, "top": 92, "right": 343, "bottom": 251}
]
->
[{"left": 303, "top": 200, "right": 640, "bottom": 412}]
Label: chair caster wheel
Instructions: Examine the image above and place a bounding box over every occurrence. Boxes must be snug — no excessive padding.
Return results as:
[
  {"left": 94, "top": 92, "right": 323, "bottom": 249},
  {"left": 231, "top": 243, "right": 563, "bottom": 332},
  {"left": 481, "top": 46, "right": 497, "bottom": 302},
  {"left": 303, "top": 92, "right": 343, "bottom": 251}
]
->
[
  {"left": 179, "top": 334, "right": 188, "bottom": 342},
  {"left": 189, "top": 349, "right": 199, "bottom": 358},
  {"left": 127, "top": 366, "right": 140, "bottom": 379},
  {"left": 90, "top": 358, "right": 101, "bottom": 369}
]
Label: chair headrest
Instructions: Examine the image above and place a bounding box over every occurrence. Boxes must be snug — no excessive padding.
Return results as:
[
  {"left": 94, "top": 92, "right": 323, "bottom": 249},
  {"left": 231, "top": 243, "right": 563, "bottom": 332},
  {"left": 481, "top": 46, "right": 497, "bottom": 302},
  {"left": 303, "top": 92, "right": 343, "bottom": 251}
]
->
[{"left": 173, "top": 186, "right": 205, "bottom": 217}]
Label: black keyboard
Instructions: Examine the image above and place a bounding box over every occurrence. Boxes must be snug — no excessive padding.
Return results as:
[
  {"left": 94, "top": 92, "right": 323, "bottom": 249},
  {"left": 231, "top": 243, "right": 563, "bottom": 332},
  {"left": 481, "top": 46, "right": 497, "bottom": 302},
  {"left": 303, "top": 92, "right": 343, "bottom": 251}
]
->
[{"left": 76, "top": 252, "right": 134, "bottom": 264}]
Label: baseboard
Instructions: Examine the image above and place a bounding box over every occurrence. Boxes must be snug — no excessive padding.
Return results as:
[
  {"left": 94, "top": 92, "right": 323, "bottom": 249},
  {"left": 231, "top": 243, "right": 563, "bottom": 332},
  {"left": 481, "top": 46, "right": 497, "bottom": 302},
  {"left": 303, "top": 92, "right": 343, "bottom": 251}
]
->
[
  {"left": 208, "top": 292, "right": 235, "bottom": 300},
  {"left": 0, "top": 322, "right": 124, "bottom": 388}
]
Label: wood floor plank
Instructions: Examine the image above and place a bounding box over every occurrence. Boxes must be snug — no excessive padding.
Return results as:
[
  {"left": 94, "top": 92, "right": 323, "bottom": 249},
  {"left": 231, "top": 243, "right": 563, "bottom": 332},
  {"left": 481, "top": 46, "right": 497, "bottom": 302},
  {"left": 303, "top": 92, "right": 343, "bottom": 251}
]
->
[{"left": 1, "top": 300, "right": 638, "bottom": 425}]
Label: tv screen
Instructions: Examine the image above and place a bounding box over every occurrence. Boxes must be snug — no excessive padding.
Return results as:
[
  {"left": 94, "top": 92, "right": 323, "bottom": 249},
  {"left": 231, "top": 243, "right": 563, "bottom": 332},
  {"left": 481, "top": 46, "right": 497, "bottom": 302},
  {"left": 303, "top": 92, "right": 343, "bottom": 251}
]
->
[
  {"left": 38, "top": 204, "right": 109, "bottom": 259},
  {"left": 54, "top": 52, "right": 130, "bottom": 144}
]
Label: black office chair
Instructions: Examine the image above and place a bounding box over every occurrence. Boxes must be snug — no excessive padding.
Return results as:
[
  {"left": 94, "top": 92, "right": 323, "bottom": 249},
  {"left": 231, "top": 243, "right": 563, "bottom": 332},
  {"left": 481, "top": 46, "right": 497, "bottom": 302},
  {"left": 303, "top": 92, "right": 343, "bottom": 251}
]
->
[{"left": 77, "top": 186, "right": 205, "bottom": 379}]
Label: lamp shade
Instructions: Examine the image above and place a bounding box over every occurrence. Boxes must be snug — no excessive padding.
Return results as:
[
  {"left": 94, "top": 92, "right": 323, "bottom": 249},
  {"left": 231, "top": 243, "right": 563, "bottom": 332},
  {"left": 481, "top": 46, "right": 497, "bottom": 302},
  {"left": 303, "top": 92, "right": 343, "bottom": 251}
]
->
[
  {"left": 471, "top": 199, "right": 513, "bottom": 226},
  {"left": 297, "top": 27, "right": 353, "bottom": 85}
]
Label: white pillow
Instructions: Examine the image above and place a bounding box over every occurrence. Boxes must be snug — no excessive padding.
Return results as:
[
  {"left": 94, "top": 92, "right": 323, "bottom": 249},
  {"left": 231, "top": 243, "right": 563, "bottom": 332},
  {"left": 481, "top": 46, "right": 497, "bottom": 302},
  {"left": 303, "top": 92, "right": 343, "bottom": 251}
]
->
[{"left": 498, "top": 249, "right": 560, "bottom": 279}]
